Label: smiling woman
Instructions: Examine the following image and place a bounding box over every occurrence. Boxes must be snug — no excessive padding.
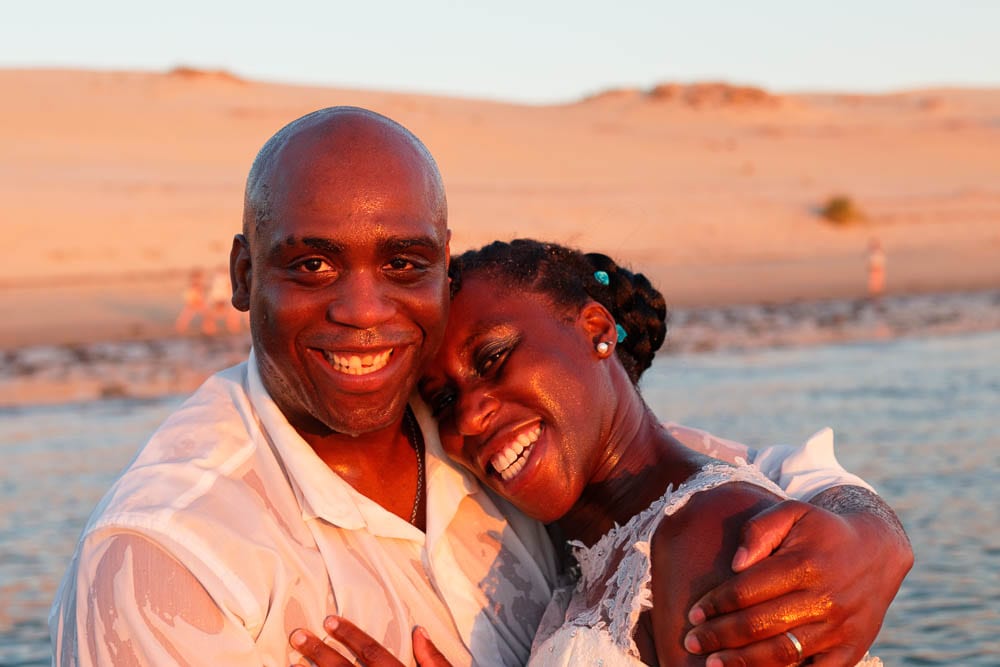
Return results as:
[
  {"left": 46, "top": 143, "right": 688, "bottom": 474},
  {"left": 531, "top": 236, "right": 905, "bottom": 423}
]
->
[
  {"left": 414, "top": 239, "right": 889, "bottom": 666},
  {"left": 420, "top": 241, "right": 666, "bottom": 524}
]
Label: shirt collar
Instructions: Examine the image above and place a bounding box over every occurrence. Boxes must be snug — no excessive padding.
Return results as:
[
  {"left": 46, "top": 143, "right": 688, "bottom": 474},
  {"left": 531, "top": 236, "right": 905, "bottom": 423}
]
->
[
  {"left": 410, "top": 397, "right": 481, "bottom": 549},
  {"left": 245, "top": 349, "right": 479, "bottom": 543}
]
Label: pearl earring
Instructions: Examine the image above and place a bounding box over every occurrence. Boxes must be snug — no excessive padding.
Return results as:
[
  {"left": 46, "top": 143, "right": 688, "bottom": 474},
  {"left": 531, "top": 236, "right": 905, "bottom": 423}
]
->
[{"left": 596, "top": 341, "right": 611, "bottom": 355}]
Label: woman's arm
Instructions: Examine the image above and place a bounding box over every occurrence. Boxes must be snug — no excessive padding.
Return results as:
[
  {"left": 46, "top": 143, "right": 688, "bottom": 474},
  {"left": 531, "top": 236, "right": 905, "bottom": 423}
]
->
[{"left": 648, "top": 482, "right": 785, "bottom": 666}]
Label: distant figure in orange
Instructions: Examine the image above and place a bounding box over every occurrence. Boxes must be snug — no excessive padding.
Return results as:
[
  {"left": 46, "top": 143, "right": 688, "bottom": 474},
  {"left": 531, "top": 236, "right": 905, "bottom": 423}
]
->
[
  {"left": 173, "top": 268, "right": 208, "bottom": 334},
  {"left": 867, "top": 237, "right": 886, "bottom": 301},
  {"left": 206, "top": 266, "right": 242, "bottom": 335}
]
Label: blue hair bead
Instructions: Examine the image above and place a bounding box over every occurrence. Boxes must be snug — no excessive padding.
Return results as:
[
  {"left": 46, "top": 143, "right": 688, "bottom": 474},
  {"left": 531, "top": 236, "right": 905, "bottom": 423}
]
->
[
  {"left": 593, "top": 270, "right": 610, "bottom": 286},
  {"left": 616, "top": 324, "right": 628, "bottom": 343}
]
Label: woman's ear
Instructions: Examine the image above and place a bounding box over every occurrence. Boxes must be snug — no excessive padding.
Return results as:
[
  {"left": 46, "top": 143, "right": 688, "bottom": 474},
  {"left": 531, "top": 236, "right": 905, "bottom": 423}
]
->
[
  {"left": 230, "top": 234, "right": 252, "bottom": 312},
  {"left": 578, "top": 302, "right": 616, "bottom": 355}
]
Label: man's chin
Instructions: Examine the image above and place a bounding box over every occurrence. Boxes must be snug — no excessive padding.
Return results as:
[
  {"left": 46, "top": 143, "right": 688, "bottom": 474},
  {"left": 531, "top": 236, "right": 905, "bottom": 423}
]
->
[{"left": 320, "top": 396, "right": 411, "bottom": 438}]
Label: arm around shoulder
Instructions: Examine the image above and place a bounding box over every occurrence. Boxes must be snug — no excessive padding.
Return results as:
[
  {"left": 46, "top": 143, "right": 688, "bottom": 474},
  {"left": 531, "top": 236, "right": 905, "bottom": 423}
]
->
[{"left": 683, "top": 487, "right": 912, "bottom": 665}]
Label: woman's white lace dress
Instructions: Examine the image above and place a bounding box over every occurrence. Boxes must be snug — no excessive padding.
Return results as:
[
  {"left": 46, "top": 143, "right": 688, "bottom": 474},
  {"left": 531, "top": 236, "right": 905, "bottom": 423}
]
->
[{"left": 528, "top": 463, "right": 882, "bottom": 666}]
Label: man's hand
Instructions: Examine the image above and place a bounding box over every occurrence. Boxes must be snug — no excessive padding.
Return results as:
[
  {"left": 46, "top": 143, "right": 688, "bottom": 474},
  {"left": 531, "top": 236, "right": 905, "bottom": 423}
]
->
[
  {"left": 683, "top": 488, "right": 913, "bottom": 666},
  {"left": 290, "top": 616, "right": 452, "bottom": 667}
]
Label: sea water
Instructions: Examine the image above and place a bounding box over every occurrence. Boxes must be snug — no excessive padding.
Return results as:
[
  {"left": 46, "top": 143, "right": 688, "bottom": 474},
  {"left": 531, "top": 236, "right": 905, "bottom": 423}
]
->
[
  {"left": 642, "top": 330, "right": 1000, "bottom": 666},
  {"left": 2, "top": 330, "right": 998, "bottom": 665}
]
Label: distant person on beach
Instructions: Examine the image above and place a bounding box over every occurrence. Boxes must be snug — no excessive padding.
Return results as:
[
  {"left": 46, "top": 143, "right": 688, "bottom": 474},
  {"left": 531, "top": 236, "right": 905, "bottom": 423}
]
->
[
  {"left": 295, "top": 240, "right": 895, "bottom": 666},
  {"left": 205, "top": 265, "right": 243, "bottom": 335},
  {"left": 50, "top": 107, "right": 913, "bottom": 666},
  {"left": 173, "top": 268, "right": 208, "bottom": 334},
  {"left": 867, "top": 237, "right": 886, "bottom": 301}
]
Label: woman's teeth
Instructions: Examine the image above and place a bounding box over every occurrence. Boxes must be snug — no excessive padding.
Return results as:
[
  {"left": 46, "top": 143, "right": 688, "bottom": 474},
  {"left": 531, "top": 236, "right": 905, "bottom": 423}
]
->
[
  {"left": 324, "top": 349, "right": 392, "bottom": 375},
  {"left": 491, "top": 424, "right": 541, "bottom": 481}
]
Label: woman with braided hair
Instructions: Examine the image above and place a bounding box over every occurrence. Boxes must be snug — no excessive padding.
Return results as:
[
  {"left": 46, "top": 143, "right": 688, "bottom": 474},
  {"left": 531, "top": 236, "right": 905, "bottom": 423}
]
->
[
  {"left": 414, "top": 239, "right": 886, "bottom": 666},
  {"left": 292, "top": 239, "right": 905, "bottom": 666}
]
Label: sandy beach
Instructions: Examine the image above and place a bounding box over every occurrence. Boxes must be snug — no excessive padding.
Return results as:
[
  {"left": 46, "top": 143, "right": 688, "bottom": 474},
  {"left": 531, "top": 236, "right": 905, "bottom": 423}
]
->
[
  {"left": 4, "top": 68, "right": 999, "bottom": 666},
  {"left": 2, "top": 68, "right": 1000, "bottom": 404}
]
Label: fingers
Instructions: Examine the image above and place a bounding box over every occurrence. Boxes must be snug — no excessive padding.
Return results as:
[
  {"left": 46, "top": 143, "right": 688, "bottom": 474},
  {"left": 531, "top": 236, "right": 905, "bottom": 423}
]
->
[
  {"left": 323, "top": 616, "right": 403, "bottom": 666},
  {"left": 290, "top": 627, "right": 353, "bottom": 667},
  {"left": 289, "top": 619, "right": 449, "bottom": 667},
  {"left": 688, "top": 548, "right": 825, "bottom": 628},
  {"left": 684, "top": 591, "right": 830, "bottom": 657},
  {"left": 698, "top": 622, "right": 825, "bottom": 667},
  {"left": 411, "top": 626, "right": 452, "bottom": 667},
  {"left": 731, "top": 500, "right": 811, "bottom": 572}
]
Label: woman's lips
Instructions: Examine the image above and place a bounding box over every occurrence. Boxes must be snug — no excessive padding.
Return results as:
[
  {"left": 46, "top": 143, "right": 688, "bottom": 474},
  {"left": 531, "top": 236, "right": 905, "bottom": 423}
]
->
[{"left": 490, "top": 422, "right": 542, "bottom": 482}]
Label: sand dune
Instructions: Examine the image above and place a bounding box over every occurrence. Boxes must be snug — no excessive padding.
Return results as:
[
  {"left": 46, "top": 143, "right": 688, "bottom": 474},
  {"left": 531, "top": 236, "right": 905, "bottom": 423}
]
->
[{"left": 3, "top": 69, "right": 999, "bottom": 347}]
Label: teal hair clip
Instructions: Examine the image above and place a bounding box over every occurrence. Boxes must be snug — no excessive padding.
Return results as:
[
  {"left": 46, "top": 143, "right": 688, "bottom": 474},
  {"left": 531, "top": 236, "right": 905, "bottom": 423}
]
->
[
  {"left": 616, "top": 324, "right": 627, "bottom": 343},
  {"left": 594, "top": 270, "right": 610, "bottom": 286}
]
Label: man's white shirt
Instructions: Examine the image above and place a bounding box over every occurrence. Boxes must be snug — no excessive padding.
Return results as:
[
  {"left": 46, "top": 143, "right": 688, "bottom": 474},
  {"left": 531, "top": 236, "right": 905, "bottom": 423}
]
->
[{"left": 50, "top": 351, "right": 872, "bottom": 666}]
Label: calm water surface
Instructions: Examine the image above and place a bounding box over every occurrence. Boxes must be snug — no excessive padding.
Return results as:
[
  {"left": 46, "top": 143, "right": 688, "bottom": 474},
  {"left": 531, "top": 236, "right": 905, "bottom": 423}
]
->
[
  {"left": 2, "top": 330, "right": 998, "bottom": 665},
  {"left": 643, "top": 331, "right": 1000, "bottom": 666}
]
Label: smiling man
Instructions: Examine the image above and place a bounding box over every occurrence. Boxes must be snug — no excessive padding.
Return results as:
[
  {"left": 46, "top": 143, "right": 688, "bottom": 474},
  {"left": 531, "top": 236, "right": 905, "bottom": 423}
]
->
[
  {"left": 50, "top": 107, "right": 556, "bottom": 667},
  {"left": 237, "top": 110, "right": 450, "bottom": 441},
  {"left": 50, "top": 107, "right": 911, "bottom": 667}
]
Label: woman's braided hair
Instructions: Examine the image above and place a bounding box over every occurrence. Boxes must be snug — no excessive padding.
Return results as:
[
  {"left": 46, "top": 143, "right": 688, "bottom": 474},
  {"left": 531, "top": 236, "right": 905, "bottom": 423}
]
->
[{"left": 449, "top": 239, "right": 668, "bottom": 383}]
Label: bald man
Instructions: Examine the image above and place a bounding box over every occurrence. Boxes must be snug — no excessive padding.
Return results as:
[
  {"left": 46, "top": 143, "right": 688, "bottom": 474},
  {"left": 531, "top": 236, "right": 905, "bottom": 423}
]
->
[{"left": 51, "top": 108, "right": 911, "bottom": 666}]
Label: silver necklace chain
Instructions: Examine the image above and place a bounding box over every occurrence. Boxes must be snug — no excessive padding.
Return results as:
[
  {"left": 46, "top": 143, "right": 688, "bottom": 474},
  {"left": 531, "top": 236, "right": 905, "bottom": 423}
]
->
[{"left": 403, "top": 406, "right": 424, "bottom": 526}]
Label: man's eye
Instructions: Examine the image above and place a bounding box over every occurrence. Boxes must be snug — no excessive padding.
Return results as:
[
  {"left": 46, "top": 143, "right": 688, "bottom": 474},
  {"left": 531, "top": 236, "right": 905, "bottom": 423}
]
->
[
  {"left": 385, "top": 257, "right": 417, "bottom": 271},
  {"left": 296, "top": 258, "right": 332, "bottom": 273}
]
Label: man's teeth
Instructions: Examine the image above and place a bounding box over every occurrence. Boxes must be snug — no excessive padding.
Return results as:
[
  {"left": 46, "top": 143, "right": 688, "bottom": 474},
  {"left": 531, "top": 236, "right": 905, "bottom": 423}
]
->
[
  {"left": 491, "top": 424, "right": 542, "bottom": 482},
  {"left": 324, "top": 349, "right": 393, "bottom": 375}
]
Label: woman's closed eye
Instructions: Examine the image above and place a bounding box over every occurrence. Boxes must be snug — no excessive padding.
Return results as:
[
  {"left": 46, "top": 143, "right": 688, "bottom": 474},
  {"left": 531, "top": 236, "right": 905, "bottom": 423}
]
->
[{"left": 428, "top": 389, "right": 456, "bottom": 418}]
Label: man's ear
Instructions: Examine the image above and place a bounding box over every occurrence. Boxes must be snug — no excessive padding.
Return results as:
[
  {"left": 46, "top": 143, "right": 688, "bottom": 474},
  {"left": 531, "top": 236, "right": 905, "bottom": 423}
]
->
[
  {"left": 578, "top": 302, "right": 616, "bottom": 350},
  {"left": 230, "top": 234, "right": 251, "bottom": 312}
]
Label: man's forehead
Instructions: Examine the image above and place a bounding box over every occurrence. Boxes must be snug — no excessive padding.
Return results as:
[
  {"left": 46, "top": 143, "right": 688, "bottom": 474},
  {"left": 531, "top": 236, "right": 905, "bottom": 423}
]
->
[
  {"left": 274, "top": 114, "right": 432, "bottom": 181},
  {"left": 245, "top": 107, "right": 448, "bottom": 256}
]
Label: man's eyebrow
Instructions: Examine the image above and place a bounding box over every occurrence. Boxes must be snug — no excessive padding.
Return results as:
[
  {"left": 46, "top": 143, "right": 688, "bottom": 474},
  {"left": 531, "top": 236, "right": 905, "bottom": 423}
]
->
[
  {"left": 265, "top": 233, "right": 442, "bottom": 258},
  {"left": 378, "top": 235, "right": 442, "bottom": 254},
  {"left": 266, "top": 236, "right": 344, "bottom": 257},
  {"left": 303, "top": 237, "right": 344, "bottom": 253}
]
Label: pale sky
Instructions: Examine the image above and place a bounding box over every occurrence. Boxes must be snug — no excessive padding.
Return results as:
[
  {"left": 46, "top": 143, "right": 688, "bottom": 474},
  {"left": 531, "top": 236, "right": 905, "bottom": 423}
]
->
[{"left": 3, "top": 0, "right": 998, "bottom": 104}]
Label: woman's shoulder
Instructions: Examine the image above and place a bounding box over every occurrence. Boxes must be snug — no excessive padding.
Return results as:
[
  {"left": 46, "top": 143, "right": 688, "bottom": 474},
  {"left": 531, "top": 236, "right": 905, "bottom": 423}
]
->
[
  {"left": 655, "top": 477, "right": 781, "bottom": 541},
  {"left": 643, "top": 479, "right": 783, "bottom": 664}
]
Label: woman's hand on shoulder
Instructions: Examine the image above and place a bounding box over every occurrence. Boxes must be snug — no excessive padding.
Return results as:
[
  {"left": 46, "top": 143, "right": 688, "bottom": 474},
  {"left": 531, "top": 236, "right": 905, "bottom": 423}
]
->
[{"left": 289, "top": 616, "right": 452, "bottom": 667}]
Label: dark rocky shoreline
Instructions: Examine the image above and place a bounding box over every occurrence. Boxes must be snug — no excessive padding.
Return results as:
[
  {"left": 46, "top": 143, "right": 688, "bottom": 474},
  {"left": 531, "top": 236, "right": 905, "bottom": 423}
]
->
[{"left": 4, "top": 289, "right": 999, "bottom": 407}]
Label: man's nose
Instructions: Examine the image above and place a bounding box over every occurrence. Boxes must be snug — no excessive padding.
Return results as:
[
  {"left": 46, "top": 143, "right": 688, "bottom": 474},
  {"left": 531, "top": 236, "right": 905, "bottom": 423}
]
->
[
  {"left": 455, "top": 387, "right": 499, "bottom": 437},
  {"left": 325, "top": 270, "right": 396, "bottom": 328}
]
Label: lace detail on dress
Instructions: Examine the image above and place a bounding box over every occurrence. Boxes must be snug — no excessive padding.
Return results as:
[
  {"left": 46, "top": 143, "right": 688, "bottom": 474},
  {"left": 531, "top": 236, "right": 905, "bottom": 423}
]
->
[{"left": 558, "top": 462, "right": 786, "bottom": 659}]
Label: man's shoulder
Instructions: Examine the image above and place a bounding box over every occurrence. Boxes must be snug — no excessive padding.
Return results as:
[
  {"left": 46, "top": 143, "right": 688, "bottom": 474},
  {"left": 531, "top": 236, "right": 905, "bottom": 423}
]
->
[
  {"left": 85, "top": 360, "right": 284, "bottom": 536},
  {"left": 135, "top": 361, "right": 255, "bottom": 467},
  {"left": 57, "top": 361, "right": 316, "bottom": 639}
]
